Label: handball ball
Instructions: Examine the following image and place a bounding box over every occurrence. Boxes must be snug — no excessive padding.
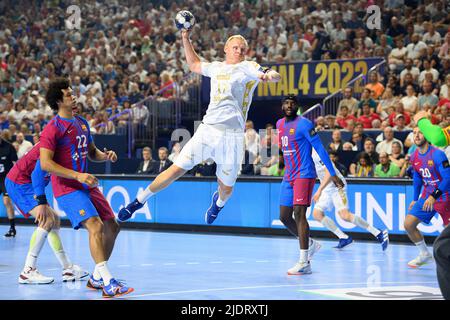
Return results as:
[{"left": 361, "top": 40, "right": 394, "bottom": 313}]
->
[{"left": 175, "top": 10, "right": 196, "bottom": 31}]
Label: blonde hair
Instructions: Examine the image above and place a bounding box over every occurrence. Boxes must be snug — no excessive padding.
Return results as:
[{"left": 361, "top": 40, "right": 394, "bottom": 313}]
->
[{"left": 224, "top": 35, "right": 248, "bottom": 49}]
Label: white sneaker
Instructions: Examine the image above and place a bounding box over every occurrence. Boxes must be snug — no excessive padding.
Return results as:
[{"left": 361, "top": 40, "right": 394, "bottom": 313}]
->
[
  {"left": 287, "top": 261, "right": 312, "bottom": 275},
  {"left": 408, "top": 253, "right": 433, "bottom": 268},
  {"left": 308, "top": 239, "right": 322, "bottom": 260},
  {"left": 62, "top": 264, "right": 90, "bottom": 282},
  {"left": 18, "top": 268, "right": 54, "bottom": 284}
]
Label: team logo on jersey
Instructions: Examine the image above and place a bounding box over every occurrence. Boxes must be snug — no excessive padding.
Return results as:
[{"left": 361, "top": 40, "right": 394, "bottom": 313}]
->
[
  {"left": 427, "top": 160, "right": 434, "bottom": 167},
  {"left": 79, "top": 209, "right": 86, "bottom": 216},
  {"left": 289, "top": 128, "right": 295, "bottom": 135},
  {"left": 81, "top": 124, "right": 87, "bottom": 131}
]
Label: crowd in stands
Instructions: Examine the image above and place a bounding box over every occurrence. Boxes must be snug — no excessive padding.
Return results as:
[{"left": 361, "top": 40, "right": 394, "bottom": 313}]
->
[{"left": 0, "top": 0, "right": 448, "bottom": 175}]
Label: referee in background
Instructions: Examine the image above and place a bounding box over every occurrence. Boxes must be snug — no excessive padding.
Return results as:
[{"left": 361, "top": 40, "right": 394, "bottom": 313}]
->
[{"left": 0, "top": 135, "right": 18, "bottom": 237}]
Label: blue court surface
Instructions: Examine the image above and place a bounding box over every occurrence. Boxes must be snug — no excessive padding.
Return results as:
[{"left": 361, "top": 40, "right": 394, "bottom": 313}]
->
[{"left": 0, "top": 225, "right": 442, "bottom": 300}]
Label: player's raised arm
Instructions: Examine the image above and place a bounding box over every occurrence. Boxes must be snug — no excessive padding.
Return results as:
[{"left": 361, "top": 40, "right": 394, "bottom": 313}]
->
[
  {"left": 258, "top": 67, "right": 281, "bottom": 83},
  {"left": 181, "top": 30, "right": 202, "bottom": 74},
  {"left": 414, "top": 111, "right": 449, "bottom": 147}
]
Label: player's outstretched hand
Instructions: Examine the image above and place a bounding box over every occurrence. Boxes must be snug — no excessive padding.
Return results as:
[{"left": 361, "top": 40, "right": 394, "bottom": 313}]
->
[
  {"left": 103, "top": 148, "right": 117, "bottom": 163},
  {"left": 413, "top": 110, "right": 431, "bottom": 124},
  {"left": 76, "top": 172, "right": 99, "bottom": 187},
  {"left": 331, "top": 176, "right": 344, "bottom": 189},
  {"left": 181, "top": 29, "right": 190, "bottom": 39},
  {"left": 422, "top": 196, "right": 436, "bottom": 212}
]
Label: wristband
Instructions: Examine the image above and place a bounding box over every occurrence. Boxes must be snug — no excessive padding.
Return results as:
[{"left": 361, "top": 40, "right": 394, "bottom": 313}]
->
[
  {"left": 431, "top": 189, "right": 443, "bottom": 200},
  {"left": 261, "top": 67, "right": 270, "bottom": 74},
  {"left": 35, "top": 195, "right": 48, "bottom": 205}
]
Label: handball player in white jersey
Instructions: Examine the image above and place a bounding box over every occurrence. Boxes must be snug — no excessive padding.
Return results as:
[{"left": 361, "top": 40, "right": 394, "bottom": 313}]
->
[
  {"left": 311, "top": 149, "right": 389, "bottom": 250},
  {"left": 119, "top": 29, "right": 281, "bottom": 223}
]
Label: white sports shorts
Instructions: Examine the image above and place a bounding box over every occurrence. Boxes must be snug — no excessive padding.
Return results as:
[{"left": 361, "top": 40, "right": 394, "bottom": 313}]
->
[{"left": 314, "top": 185, "right": 349, "bottom": 213}]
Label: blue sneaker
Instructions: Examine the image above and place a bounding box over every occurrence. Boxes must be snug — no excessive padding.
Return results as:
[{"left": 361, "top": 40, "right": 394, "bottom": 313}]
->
[
  {"left": 376, "top": 229, "right": 389, "bottom": 251},
  {"left": 335, "top": 236, "right": 353, "bottom": 249},
  {"left": 205, "top": 191, "right": 224, "bottom": 224},
  {"left": 86, "top": 275, "right": 104, "bottom": 290},
  {"left": 118, "top": 199, "right": 144, "bottom": 222},
  {"left": 102, "top": 278, "right": 134, "bottom": 298}
]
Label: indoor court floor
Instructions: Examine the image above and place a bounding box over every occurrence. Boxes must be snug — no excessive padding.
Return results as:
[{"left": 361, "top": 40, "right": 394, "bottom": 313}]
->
[{"left": 0, "top": 225, "right": 443, "bottom": 300}]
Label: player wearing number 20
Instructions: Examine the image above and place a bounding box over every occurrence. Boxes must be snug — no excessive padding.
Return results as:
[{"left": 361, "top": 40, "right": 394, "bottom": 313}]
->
[{"left": 405, "top": 127, "right": 450, "bottom": 269}]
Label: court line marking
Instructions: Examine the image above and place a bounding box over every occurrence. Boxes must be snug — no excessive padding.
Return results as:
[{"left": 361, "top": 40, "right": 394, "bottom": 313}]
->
[
  {"left": 349, "top": 260, "right": 361, "bottom": 262},
  {"left": 232, "top": 261, "right": 245, "bottom": 264},
  {"left": 163, "top": 263, "right": 177, "bottom": 266},
  {"left": 140, "top": 264, "right": 153, "bottom": 267},
  {"left": 110, "top": 281, "right": 438, "bottom": 300},
  {"left": 210, "top": 261, "right": 223, "bottom": 264},
  {"left": 0, "top": 271, "right": 10, "bottom": 274},
  {"left": 255, "top": 260, "right": 269, "bottom": 263},
  {"left": 186, "top": 262, "right": 200, "bottom": 265}
]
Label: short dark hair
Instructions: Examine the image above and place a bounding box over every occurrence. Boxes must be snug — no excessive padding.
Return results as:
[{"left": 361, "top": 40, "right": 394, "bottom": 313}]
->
[
  {"left": 283, "top": 94, "right": 298, "bottom": 105},
  {"left": 46, "top": 77, "right": 70, "bottom": 110}
]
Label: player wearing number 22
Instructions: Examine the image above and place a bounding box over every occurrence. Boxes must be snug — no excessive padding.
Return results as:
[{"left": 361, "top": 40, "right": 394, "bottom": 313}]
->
[
  {"left": 276, "top": 95, "right": 344, "bottom": 275},
  {"left": 405, "top": 127, "right": 450, "bottom": 269},
  {"left": 39, "top": 78, "right": 133, "bottom": 298}
]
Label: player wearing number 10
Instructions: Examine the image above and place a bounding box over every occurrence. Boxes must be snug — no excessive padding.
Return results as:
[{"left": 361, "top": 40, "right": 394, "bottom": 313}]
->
[
  {"left": 404, "top": 127, "right": 450, "bottom": 269},
  {"left": 40, "top": 78, "right": 133, "bottom": 298}
]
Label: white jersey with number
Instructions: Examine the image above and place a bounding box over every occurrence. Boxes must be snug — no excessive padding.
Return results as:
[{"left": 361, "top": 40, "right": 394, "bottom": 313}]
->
[
  {"left": 311, "top": 148, "right": 346, "bottom": 191},
  {"left": 201, "top": 60, "right": 261, "bottom": 130}
]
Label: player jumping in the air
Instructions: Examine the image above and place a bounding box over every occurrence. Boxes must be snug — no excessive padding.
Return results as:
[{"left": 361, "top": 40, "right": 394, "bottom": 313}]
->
[
  {"left": 40, "top": 78, "right": 133, "bottom": 298},
  {"left": 6, "top": 143, "right": 88, "bottom": 284},
  {"left": 118, "top": 30, "right": 280, "bottom": 223},
  {"left": 276, "top": 95, "right": 344, "bottom": 275},
  {"left": 311, "top": 148, "right": 389, "bottom": 250},
  {"left": 405, "top": 127, "right": 450, "bottom": 268}
]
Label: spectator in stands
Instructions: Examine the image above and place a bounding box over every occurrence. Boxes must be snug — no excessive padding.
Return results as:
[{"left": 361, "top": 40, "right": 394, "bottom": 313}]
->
[
  {"left": 315, "top": 116, "right": 326, "bottom": 131},
  {"left": 324, "top": 115, "right": 341, "bottom": 129},
  {"left": 260, "top": 123, "right": 277, "bottom": 149},
  {"left": 329, "top": 151, "right": 348, "bottom": 177},
  {"left": 377, "top": 87, "right": 399, "bottom": 119},
  {"left": 254, "top": 133, "right": 277, "bottom": 176},
  {"left": 418, "top": 80, "right": 439, "bottom": 110},
  {"left": 401, "top": 85, "right": 419, "bottom": 114},
  {"left": 423, "top": 23, "right": 442, "bottom": 45},
  {"left": 365, "top": 71, "right": 385, "bottom": 99},
  {"left": 388, "top": 38, "right": 407, "bottom": 72},
  {"left": 15, "top": 132, "right": 33, "bottom": 159},
  {"left": 401, "top": 72, "right": 420, "bottom": 95},
  {"left": 439, "top": 74, "right": 450, "bottom": 99},
  {"left": 349, "top": 152, "right": 374, "bottom": 177},
  {"left": 406, "top": 34, "right": 428, "bottom": 60},
  {"left": 375, "top": 152, "right": 401, "bottom": 178},
  {"left": 136, "top": 146, "right": 156, "bottom": 174},
  {"left": 357, "top": 103, "right": 381, "bottom": 128},
  {"left": 388, "top": 102, "right": 411, "bottom": 126},
  {"left": 389, "top": 141, "right": 406, "bottom": 168},
  {"left": 160, "top": 71, "right": 175, "bottom": 99},
  {"left": 376, "top": 126, "right": 404, "bottom": 155},
  {"left": 400, "top": 59, "right": 420, "bottom": 84},
  {"left": 168, "top": 142, "right": 181, "bottom": 163},
  {"left": 191, "top": 161, "right": 216, "bottom": 177},
  {"left": 328, "top": 129, "right": 343, "bottom": 152},
  {"left": 393, "top": 114, "right": 411, "bottom": 131},
  {"left": 357, "top": 88, "right": 377, "bottom": 116},
  {"left": 438, "top": 32, "right": 450, "bottom": 59},
  {"left": 154, "top": 147, "right": 173, "bottom": 174},
  {"left": 336, "top": 105, "right": 357, "bottom": 129},
  {"left": 342, "top": 142, "right": 354, "bottom": 151},
  {"left": 418, "top": 60, "right": 440, "bottom": 84},
  {"left": 338, "top": 87, "right": 359, "bottom": 116},
  {"left": 349, "top": 132, "right": 364, "bottom": 152}
]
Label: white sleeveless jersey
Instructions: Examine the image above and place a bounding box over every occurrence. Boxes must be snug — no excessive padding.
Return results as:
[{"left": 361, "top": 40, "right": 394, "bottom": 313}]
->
[
  {"left": 201, "top": 60, "right": 261, "bottom": 130},
  {"left": 311, "top": 148, "right": 346, "bottom": 189}
]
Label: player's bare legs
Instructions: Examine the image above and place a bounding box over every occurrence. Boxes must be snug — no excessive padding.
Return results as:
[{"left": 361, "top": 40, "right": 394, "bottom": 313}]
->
[
  {"left": 217, "top": 178, "right": 233, "bottom": 204},
  {"left": 205, "top": 178, "right": 234, "bottom": 224},
  {"left": 286, "top": 205, "right": 312, "bottom": 275},
  {"left": 83, "top": 217, "right": 107, "bottom": 263},
  {"left": 279, "top": 205, "right": 298, "bottom": 237},
  {"left": 102, "top": 219, "right": 120, "bottom": 260},
  {"left": 404, "top": 214, "right": 432, "bottom": 268},
  {"left": 4, "top": 195, "right": 16, "bottom": 237}
]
